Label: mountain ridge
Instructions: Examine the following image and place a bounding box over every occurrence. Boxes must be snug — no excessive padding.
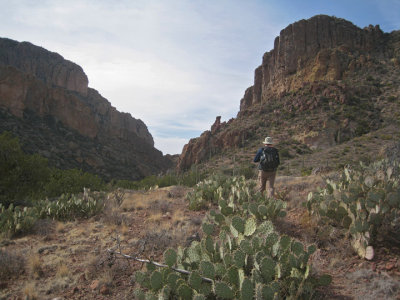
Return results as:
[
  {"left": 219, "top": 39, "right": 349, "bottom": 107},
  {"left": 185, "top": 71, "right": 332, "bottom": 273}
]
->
[
  {"left": 0, "top": 37, "right": 173, "bottom": 180},
  {"left": 177, "top": 14, "right": 400, "bottom": 172}
]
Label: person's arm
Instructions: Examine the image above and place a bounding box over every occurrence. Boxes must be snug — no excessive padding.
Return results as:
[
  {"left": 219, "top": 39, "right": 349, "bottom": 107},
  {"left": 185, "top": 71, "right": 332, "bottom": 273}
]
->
[{"left": 254, "top": 148, "right": 263, "bottom": 162}]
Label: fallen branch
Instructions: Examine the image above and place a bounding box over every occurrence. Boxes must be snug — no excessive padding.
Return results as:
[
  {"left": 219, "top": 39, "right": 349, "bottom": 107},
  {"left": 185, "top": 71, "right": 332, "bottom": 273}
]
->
[{"left": 106, "top": 248, "right": 213, "bottom": 283}]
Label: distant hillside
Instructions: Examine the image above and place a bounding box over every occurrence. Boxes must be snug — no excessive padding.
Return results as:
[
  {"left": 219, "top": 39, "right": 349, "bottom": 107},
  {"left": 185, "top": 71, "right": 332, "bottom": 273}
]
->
[
  {"left": 0, "top": 38, "right": 173, "bottom": 180},
  {"left": 177, "top": 15, "right": 400, "bottom": 174}
]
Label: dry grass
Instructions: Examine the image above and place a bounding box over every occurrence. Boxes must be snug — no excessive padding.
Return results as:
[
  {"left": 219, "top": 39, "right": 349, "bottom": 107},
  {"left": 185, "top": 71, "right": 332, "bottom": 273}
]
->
[
  {"left": 148, "top": 199, "right": 172, "bottom": 214},
  {"left": 121, "top": 189, "right": 171, "bottom": 212},
  {"left": 275, "top": 174, "right": 325, "bottom": 209},
  {"left": 27, "top": 254, "right": 42, "bottom": 278},
  {"left": 55, "top": 221, "right": 66, "bottom": 233},
  {"left": 145, "top": 212, "right": 164, "bottom": 225},
  {"left": 167, "top": 186, "right": 187, "bottom": 198},
  {"left": 119, "top": 223, "right": 130, "bottom": 235},
  {"left": 23, "top": 282, "right": 38, "bottom": 300},
  {"left": 171, "top": 209, "right": 187, "bottom": 226},
  {"left": 85, "top": 254, "right": 105, "bottom": 280},
  {"left": 56, "top": 263, "right": 70, "bottom": 278},
  {"left": 345, "top": 269, "right": 400, "bottom": 299}
]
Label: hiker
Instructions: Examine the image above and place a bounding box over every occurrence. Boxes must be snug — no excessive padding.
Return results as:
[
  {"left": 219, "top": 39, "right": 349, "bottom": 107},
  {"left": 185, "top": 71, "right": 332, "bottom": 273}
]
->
[{"left": 253, "top": 137, "right": 280, "bottom": 197}]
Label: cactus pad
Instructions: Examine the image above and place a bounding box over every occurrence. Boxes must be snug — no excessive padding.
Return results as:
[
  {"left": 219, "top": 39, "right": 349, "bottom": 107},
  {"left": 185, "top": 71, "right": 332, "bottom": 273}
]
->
[
  {"left": 257, "top": 204, "right": 268, "bottom": 217},
  {"left": 233, "top": 249, "right": 246, "bottom": 268},
  {"left": 260, "top": 257, "right": 276, "bottom": 283},
  {"left": 167, "top": 273, "right": 180, "bottom": 290},
  {"left": 215, "top": 282, "right": 234, "bottom": 299},
  {"left": 200, "top": 261, "right": 215, "bottom": 279},
  {"left": 232, "top": 216, "right": 245, "bottom": 234},
  {"left": 291, "top": 241, "right": 304, "bottom": 257},
  {"left": 279, "top": 235, "right": 292, "bottom": 251},
  {"left": 202, "top": 222, "right": 215, "bottom": 235},
  {"left": 244, "top": 217, "right": 257, "bottom": 236},
  {"left": 240, "top": 239, "right": 253, "bottom": 255},
  {"left": 177, "top": 283, "right": 193, "bottom": 300},
  {"left": 240, "top": 277, "right": 254, "bottom": 300},
  {"left": 150, "top": 270, "right": 163, "bottom": 291},
  {"left": 189, "top": 271, "right": 202, "bottom": 291},
  {"left": 163, "top": 248, "right": 177, "bottom": 268}
]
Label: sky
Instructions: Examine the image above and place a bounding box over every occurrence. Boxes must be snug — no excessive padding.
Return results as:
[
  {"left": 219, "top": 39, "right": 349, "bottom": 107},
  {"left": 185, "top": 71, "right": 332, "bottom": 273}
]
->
[{"left": 1, "top": 1, "right": 399, "bottom": 155}]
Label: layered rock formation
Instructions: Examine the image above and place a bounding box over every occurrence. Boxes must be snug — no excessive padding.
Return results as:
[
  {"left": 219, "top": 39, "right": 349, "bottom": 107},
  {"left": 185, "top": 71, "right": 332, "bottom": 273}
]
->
[
  {"left": 0, "top": 38, "right": 88, "bottom": 96},
  {"left": 177, "top": 15, "right": 399, "bottom": 170},
  {"left": 240, "top": 15, "right": 387, "bottom": 111},
  {"left": 0, "top": 38, "right": 172, "bottom": 180}
]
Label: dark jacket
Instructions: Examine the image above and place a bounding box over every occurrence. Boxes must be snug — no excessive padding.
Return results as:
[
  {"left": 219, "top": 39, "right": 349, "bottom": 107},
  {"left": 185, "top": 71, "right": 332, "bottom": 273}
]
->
[{"left": 254, "top": 146, "right": 280, "bottom": 171}]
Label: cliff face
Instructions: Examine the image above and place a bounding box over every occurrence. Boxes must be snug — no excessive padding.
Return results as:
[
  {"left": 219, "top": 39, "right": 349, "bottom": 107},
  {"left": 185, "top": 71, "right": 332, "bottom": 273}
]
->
[
  {"left": 0, "top": 38, "right": 88, "bottom": 96},
  {"left": 240, "top": 15, "right": 386, "bottom": 111},
  {"left": 0, "top": 38, "right": 172, "bottom": 180},
  {"left": 177, "top": 15, "right": 399, "bottom": 171}
]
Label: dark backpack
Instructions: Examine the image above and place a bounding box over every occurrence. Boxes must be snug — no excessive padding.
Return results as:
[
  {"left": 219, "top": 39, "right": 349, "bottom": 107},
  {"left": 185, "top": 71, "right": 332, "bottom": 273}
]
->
[{"left": 259, "top": 147, "right": 279, "bottom": 171}]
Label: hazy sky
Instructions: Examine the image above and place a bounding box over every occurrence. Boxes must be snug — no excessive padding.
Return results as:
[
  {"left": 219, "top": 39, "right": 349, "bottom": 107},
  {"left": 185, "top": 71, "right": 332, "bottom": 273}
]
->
[{"left": 1, "top": 1, "right": 399, "bottom": 154}]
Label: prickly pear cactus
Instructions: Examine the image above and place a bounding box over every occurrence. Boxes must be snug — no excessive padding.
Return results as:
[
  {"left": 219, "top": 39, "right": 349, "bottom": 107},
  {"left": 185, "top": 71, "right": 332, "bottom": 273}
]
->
[
  {"left": 307, "top": 159, "right": 400, "bottom": 259},
  {"left": 133, "top": 175, "right": 328, "bottom": 299}
]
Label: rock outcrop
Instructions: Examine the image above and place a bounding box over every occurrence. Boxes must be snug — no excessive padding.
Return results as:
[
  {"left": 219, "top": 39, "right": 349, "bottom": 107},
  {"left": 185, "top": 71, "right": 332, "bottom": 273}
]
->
[
  {"left": 0, "top": 37, "right": 172, "bottom": 180},
  {"left": 0, "top": 38, "right": 89, "bottom": 96},
  {"left": 240, "top": 15, "right": 386, "bottom": 111},
  {"left": 177, "top": 15, "right": 399, "bottom": 171}
]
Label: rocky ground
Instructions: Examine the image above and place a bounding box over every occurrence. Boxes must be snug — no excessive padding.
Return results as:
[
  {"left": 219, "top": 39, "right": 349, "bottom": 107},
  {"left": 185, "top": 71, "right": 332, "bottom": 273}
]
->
[{"left": 0, "top": 176, "right": 399, "bottom": 299}]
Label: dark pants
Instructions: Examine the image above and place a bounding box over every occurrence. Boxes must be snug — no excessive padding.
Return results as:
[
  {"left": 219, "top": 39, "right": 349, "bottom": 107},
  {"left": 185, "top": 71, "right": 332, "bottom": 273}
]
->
[{"left": 258, "top": 170, "right": 276, "bottom": 198}]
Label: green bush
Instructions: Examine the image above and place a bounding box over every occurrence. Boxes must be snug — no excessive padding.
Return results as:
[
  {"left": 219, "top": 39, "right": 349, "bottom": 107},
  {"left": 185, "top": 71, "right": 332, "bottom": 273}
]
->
[
  {"left": 0, "top": 132, "right": 50, "bottom": 206},
  {"left": 236, "top": 164, "right": 257, "bottom": 179},
  {"left": 306, "top": 159, "right": 400, "bottom": 259},
  {"left": 301, "top": 167, "right": 312, "bottom": 177},
  {"left": 44, "top": 168, "right": 106, "bottom": 198},
  {"left": 280, "top": 148, "right": 293, "bottom": 159},
  {"left": 0, "top": 132, "right": 106, "bottom": 207}
]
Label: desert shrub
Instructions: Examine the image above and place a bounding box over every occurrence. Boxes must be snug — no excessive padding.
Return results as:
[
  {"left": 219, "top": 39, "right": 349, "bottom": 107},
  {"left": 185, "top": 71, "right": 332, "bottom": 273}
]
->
[
  {"left": 301, "top": 167, "right": 313, "bottom": 177},
  {"left": 0, "top": 132, "right": 106, "bottom": 207},
  {"left": 179, "top": 169, "right": 207, "bottom": 187},
  {"left": 280, "top": 148, "right": 293, "bottom": 159},
  {"left": 44, "top": 168, "right": 106, "bottom": 198},
  {"left": 236, "top": 163, "right": 257, "bottom": 179},
  {"left": 0, "top": 132, "right": 50, "bottom": 207},
  {"left": 0, "top": 249, "right": 25, "bottom": 280},
  {"left": 157, "top": 174, "right": 180, "bottom": 188},
  {"left": 306, "top": 159, "right": 400, "bottom": 259}
]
